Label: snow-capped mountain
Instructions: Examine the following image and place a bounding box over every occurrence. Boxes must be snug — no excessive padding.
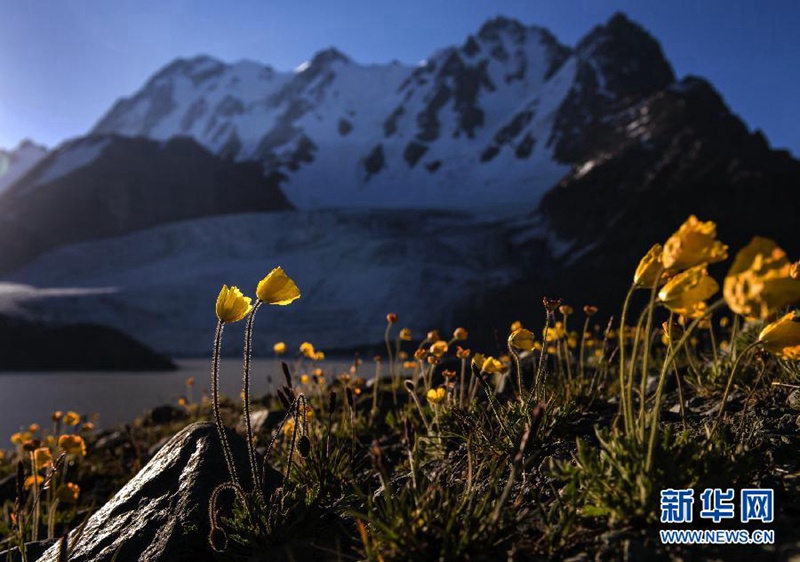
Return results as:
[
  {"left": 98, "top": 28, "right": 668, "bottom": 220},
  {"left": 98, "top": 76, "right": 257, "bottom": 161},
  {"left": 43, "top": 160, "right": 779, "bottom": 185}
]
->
[
  {"left": 2, "top": 12, "right": 800, "bottom": 357},
  {"left": 0, "top": 140, "right": 47, "bottom": 194},
  {"left": 91, "top": 14, "right": 673, "bottom": 210}
]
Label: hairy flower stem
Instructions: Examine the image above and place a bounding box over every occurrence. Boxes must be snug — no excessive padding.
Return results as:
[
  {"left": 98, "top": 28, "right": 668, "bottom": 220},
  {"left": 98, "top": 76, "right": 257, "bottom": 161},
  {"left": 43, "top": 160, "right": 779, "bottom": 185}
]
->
[
  {"left": 738, "top": 360, "right": 767, "bottom": 441},
  {"left": 509, "top": 345, "right": 524, "bottom": 404},
  {"left": 477, "top": 373, "right": 513, "bottom": 445},
  {"left": 617, "top": 285, "right": 635, "bottom": 435},
  {"left": 532, "top": 311, "right": 552, "bottom": 405},
  {"left": 459, "top": 358, "right": 467, "bottom": 408},
  {"left": 633, "top": 275, "right": 662, "bottom": 433},
  {"left": 712, "top": 340, "right": 761, "bottom": 438},
  {"left": 405, "top": 383, "right": 433, "bottom": 435},
  {"left": 211, "top": 321, "right": 239, "bottom": 485},
  {"left": 384, "top": 323, "right": 396, "bottom": 407},
  {"left": 645, "top": 300, "right": 724, "bottom": 471},
  {"left": 243, "top": 302, "right": 264, "bottom": 502},
  {"left": 579, "top": 316, "right": 591, "bottom": 386}
]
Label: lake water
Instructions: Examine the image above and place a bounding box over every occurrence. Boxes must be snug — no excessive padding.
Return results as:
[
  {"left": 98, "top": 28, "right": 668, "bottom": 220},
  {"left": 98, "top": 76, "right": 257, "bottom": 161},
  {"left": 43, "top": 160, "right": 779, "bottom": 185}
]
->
[{"left": 0, "top": 358, "right": 352, "bottom": 439}]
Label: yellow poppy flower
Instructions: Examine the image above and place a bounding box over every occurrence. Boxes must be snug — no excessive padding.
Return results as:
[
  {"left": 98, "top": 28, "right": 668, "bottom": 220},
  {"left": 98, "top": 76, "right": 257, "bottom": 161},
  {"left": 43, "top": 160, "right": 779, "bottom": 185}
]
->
[
  {"left": 508, "top": 328, "right": 536, "bottom": 351},
  {"left": 63, "top": 411, "right": 81, "bottom": 427},
  {"left": 758, "top": 311, "right": 800, "bottom": 360},
  {"left": 33, "top": 447, "right": 53, "bottom": 467},
  {"left": 426, "top": 387, "right": 446, "bottom": 404},
  {"left": 453, "top": 327, "right": 468, "bottom": 340},
  {"left": 256, "top": 267, "right": 301, "bottom": 305},
  {"left": 313, "top": 351, "right": 325, "bottom": 361},
  {"left": 658, "top": 266, "right": 719, "bottom": 317},
  {"left": 58, "top": 434, "right": 87, "bottom": 456},
  {"left": 399, "top": 328, "right": 412, "bottom": 341},
  {"left": 215, "top": 285, "right": 252, "bottom": 323},
  {"left": 282, "top": 418, "right": 296, "bottom": 437},
  {"left": 456, "top": 346, "right": 470, "bottom": 359},
  {"left": 24, "top": 475, "right": 44, "bottom": 490},
  {"left": 299, "top": 342, "right": 315, "bottom": 358},
  {"left": 273, "top": 341, "right": 287, "bottom": 355},
  {"left": 429, "top": 341, "right": 449, "bottom": 358},
  {"left": 56, "top": 483, "right": 81, "bottom": 504},
  {"left": 723, "top": 237, "right": 800, "bottom": 320},
  {"left": 11, "top": 432, "right": 28, "bottom": 445},
  {"left": 28, "top": 424, "right": 40, "bottom": 433},
  {"left": 634, "top": 244, "right": 666, "bottom": 288},
  {"left": 473, "top": 354, "right": 504, "bottom": 374},
  {"left": 510, "top": 320, "right": 523, "bottom": 332},
  {"left": 662, "top": 215, "right": 728, "bottom": 271}
]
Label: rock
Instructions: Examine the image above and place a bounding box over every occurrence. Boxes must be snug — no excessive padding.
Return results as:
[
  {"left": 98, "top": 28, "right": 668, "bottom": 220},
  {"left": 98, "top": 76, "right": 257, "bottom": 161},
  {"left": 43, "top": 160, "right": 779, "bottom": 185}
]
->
[
  {"left": 38, "top": 422, "right": 279, "bottom": 562},
  {"left": 236, "top": 408, "right": 283, "bottom": 435}
]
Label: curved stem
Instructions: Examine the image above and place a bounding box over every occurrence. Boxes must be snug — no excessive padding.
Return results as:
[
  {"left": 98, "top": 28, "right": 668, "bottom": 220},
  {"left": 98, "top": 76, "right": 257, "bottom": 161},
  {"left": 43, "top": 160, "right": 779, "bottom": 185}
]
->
[
  {"left": 645, "top": 299, "right": 725, "bottom": 471},
  {"left": 242, "top": 301, "right": 264, "bottom": 501},
  {"left": 618, "top": 285, "right": 635, "bottom": 434},
  {"left": 712, "top": 339, "right": 761, "bottom": 437},
  {"left": 211, "top": 321, "right": 238, "bottom": 485}
]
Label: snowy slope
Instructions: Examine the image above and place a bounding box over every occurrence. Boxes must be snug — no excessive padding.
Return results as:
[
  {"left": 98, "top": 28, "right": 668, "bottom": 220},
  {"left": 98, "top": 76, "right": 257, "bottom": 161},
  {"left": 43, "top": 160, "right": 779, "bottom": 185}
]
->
[
  {"left": 93, "top": 16, "right": 670, "bottom": 210},
  {"left": 0, "top": 141, "right": 48, "bottom": 195},
  {"left": 3, "top": 210, "right": 521, "bottom": 356}
]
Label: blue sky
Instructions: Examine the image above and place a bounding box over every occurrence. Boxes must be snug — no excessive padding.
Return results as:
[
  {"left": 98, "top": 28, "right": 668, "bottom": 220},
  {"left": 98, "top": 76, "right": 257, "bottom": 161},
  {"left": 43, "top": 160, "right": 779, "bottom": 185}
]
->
[{"left": 1, "top": 0, "right": 798, "bottom": 155}]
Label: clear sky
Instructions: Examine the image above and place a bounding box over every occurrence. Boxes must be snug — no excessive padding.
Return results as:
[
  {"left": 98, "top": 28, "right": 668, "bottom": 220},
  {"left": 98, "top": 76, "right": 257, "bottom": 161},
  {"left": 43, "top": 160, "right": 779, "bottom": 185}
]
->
[{"left": 1, "top": 0, "right": 798, "bottom": 156}]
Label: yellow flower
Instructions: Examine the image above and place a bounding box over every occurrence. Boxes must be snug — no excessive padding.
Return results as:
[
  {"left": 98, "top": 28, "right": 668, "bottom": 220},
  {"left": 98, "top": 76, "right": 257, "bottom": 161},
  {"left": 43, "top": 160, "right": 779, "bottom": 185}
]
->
[
  {"left": 273, "top": 341, "right": 287, "bottom": 355},
  {"left": 63, "top": 411, "right": 81, "bottom": 426},
  {"left": 558, "top": 305, "right": 573, "bottom": 316},
  {"left": 59, "top": 435, "right": 87, "bottom": 456},
  {"left": 56, "top": 483, "right": 80, "bottom": 504},
  {"left": 426, "top": 330, "right": 440, "bottom": 342},
  {"left": 429, "top": 341, "right": 449, "bottom": 358},
  {"left": 426, "top": 387, "right": 446, "bottom": 404},
  {"left": 399, "top": 328, "right": 412, "bottom": 341},
  {"left": 282, "top": 418, "right": 296, "bottom": 437},
  {"left": 52, "top": 411, "right": 63, "bottom": 423},
  {"left": 28, "top": 423, "right": 40, "bottom": 434},
  {"left": 256, "top": 267, "right": 301, "bottom": 305},
  {"left": 300, "top": 374, "right": 310, "bottom": 385},
  {"left": 11, "top": 432, "right": 28, "bottom": 445},
  {"left": 471, "top": 352, "right": 486, "bottom": 372},
  {"left": 215, "top": 285, "right": 252, "bottom": 323},
  {"left": 33, "top": 447, "right": 52, "bottom": 467},
  {"left": 24, "top": 475, "right": 44, "bottom": 490},
  {"left": 299, "top": 342, "right": 315, "bottom": 358},
  {"left": 472, "top": 354, "right": 505, "bottom": 374},
  {"left": 453, "top": 327, "right": 468, "bottom": 341},
  {"left": 456, "top": 346, "right": 470, "bottom": 359},
  {"left": 508, "top": 328, "right": 536, "bottom": 351},
  {"left": 662, "top": 215, "right": 728, "bottom": 271},
  {"left": 758, "top": 311, "right": 800, "bottom": 360},
  {"left": 658, "top": 266, "right": 719, "bottom": 317},
  {"left": 723, "top": 237, "right": 800, "bottom": 320},
  {"left": 634, "top": 244, "right": 666, "bottom": 288},
  {"left": 313, "top": 351, "right": 325, "bottom": 361},
  {"left": 510, "top": 320, "right": 523, "bottom": 332},
  {"left": 386, "top": 313, "right": 398, "bottom": 324}
]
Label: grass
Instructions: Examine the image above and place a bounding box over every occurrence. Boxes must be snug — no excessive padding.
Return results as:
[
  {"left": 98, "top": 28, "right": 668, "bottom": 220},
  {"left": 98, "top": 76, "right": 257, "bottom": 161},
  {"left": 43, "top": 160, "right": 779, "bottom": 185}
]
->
[{"left": 2, "top": 216, "right": 800, "bottom": 560}]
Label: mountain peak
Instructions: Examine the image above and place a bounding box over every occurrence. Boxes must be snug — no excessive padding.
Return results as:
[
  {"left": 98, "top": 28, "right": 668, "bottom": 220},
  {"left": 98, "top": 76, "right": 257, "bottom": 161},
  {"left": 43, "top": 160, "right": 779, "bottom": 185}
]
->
[
  {"left": 478, "top": 15, "right": 526, "bottom": 36},
  {"left": 575, "top": 11, "right": 674, "bottom": 100},
  {"left": 309, "top": 47, "right": 351, "bottom": 67}
]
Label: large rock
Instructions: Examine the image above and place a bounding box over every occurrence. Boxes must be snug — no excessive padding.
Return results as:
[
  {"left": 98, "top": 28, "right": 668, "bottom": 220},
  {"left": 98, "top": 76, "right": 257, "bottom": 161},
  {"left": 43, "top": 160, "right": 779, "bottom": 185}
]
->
[{"left": 38, "top": 422, "right": 277, "bottom": 561}]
